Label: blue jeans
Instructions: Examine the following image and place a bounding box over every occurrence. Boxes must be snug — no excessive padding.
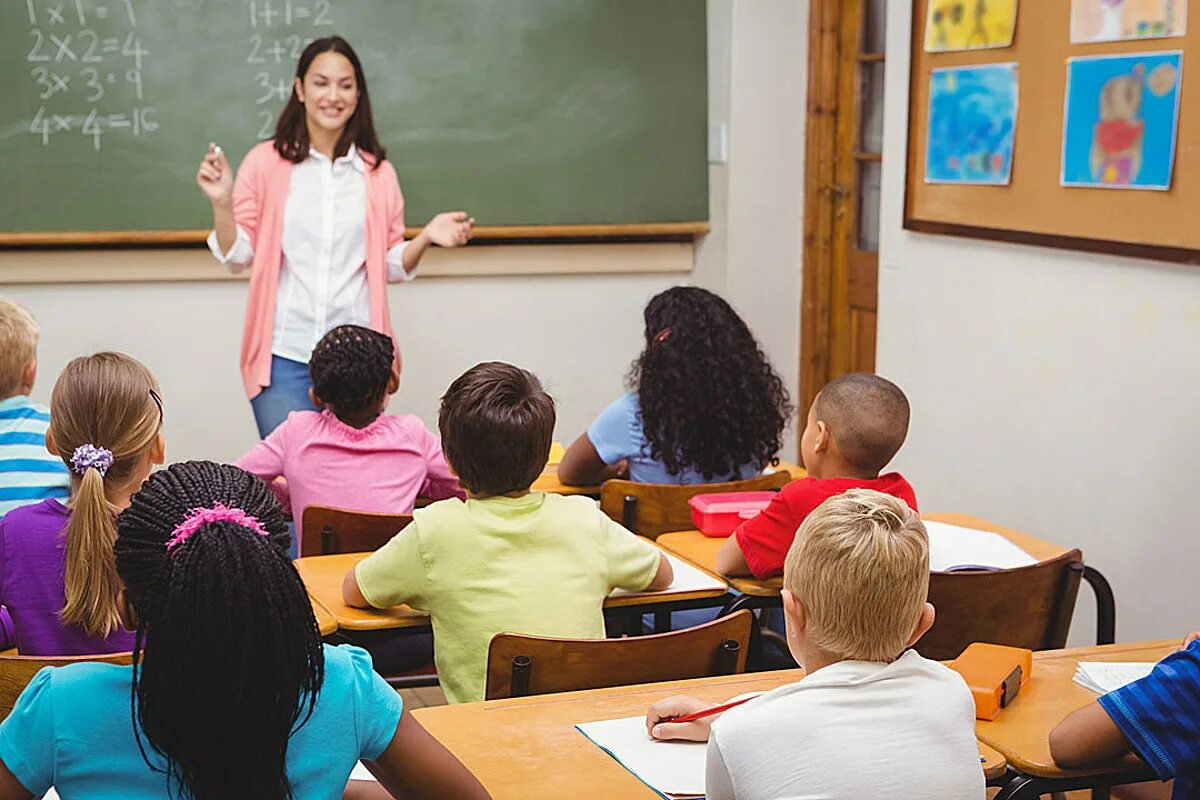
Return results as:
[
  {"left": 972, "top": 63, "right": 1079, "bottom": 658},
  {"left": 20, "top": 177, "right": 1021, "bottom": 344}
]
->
[{"left": 250, "top": 355, "right": 319, "bottom": 438}]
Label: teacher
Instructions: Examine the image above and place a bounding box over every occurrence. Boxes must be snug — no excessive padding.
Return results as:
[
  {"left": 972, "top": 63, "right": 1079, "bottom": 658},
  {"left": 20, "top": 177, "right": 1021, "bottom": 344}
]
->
[{"left": 196, "top": 36, "right": 473, "bottom": 438}]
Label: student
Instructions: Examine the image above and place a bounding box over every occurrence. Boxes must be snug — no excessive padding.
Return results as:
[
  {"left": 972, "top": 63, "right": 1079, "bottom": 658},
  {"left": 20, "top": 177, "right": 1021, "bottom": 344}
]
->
[
  {"left": 1049, "top": 632, "right": 1200, "bottom": 800},
  {"left": 0, "top": 299, "right": 69, "bottom": 518},
  {"left": 646, "top": 490, "right": 984, "bottom": 800},
  {"left": 558, "top": 286, "right": 792, "bottom": 486},
  {"left": 716, "top": 372, "right": 916, "bottom": 579},
  {"left": 0, "top": 353, "right": 164, "bottom": 656},
  {"left": 0, "top": 461, "right": 490, "bottom": 800},
  {"left": 343, "top": 361, "right": 673, "bottom": 704},
  {"left": 237, "top": 324, "right": 463, "bottom": 532}
]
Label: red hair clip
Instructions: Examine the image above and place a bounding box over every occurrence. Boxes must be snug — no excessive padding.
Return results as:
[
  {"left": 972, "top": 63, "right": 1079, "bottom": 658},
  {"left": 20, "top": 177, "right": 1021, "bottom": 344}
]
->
[{"left": 653, "top": 327, "right": 673, "bottom": 344}]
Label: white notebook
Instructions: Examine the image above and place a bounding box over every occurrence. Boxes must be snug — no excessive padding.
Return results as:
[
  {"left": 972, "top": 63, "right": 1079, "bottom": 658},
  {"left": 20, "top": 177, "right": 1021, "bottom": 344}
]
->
[
  {"left": 609, "top": 552, "right": 726, "bottom": 597},
  {"left": 576, "top": 714, "right": 707, "bottom": 799},
  {"left": 924, "top": 520, "right": 1038, "bottom": 572},
  {"left": 1074, "top": 662, "right": 1156, "bottom": 694}
]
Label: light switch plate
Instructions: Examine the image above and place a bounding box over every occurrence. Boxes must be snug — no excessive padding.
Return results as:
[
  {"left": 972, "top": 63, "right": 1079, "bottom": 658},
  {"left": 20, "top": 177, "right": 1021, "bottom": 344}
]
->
[{"left": 708, "top": 122, "right": 728, "bottom": 163}]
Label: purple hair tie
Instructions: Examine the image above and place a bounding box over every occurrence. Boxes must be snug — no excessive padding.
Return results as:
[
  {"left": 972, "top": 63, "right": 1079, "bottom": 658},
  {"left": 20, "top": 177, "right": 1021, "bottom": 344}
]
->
[
  {"left": 165, "top": 503, "right": 270, "bottom": 555},
  {"left": 70, "top": 444, "right": 114, "bottom": 477}
]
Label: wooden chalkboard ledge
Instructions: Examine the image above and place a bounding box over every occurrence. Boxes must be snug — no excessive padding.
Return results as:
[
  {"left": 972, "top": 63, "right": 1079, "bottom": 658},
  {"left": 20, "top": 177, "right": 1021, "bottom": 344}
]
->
[{"left": 0, "top": 222, "right": 709, "bottom": 248}]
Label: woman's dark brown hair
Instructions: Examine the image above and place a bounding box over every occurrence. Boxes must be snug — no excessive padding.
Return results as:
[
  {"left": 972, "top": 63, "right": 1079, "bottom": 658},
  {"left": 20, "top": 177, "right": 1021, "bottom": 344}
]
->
[{"left": 272, "top": 36, "right": 386, "bottom": 169}]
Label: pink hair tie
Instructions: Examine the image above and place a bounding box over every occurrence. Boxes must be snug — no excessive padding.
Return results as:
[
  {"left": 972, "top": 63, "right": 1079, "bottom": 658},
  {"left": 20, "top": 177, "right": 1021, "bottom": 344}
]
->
[{"left": 165, "top": 503, "right": 270, "bottom": 555}]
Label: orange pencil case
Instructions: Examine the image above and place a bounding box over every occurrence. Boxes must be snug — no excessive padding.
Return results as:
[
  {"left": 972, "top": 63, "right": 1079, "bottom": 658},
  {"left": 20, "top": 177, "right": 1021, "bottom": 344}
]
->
[{"left": 948, "top": 643, "right": 1033, "bottom": 720}]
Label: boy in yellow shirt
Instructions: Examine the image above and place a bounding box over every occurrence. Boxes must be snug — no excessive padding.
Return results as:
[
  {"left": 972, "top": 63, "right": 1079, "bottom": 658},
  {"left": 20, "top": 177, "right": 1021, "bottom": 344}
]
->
[{"left": 343, "top": 361, "right": 672, "bottom": 703}]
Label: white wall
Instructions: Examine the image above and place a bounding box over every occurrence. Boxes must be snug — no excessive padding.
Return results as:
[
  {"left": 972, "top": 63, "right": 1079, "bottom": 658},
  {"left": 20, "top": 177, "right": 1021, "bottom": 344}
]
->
[
  {"left": 0, "top": 0, "right": 807, "bottom": 465},
  {"left": 878, "top": 2, "right": 1200, "bottom": 642}
]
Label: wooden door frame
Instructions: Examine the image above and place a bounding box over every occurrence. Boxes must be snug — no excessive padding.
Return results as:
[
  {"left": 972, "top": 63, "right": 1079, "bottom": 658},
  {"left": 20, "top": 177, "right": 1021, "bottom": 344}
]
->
[{"left": 799, "top": 0, "right": 871, "bottom": 416}]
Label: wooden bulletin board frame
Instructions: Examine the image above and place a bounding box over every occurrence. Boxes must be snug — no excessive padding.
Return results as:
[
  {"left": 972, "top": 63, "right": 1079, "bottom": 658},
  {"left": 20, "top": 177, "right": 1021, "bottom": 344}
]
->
[{"left": 905, "top": 1, "right": 1200, "bottom": 265}]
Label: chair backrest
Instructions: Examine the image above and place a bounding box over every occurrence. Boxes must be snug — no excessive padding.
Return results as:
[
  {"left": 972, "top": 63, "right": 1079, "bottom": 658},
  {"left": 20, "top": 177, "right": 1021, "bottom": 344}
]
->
[
  {"left": 484, "top": 610, "right": 754, "bottom": 700},
  {"left": 299, "top": 505, "right": 414, "bottom": 557},
  {"left": 0, "top": 651, "right": 133, "bottom": 721},
  {"left": 917, "top": 548, "right": 1085, "bottom": 661},
  {"left": 600, "top": 471, "right": 792, "bottom": 540}
]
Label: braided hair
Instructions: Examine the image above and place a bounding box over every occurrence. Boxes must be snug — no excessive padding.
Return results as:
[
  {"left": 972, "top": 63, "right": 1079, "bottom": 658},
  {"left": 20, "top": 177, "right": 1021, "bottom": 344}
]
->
[
  {"left": 629, "top": 287, "right": 794, "bottom": 480},
  {"left": 115, "top": 461, "right": 323, "bottom": 800},
  {"left": 308, "top": 325, "right": 395, "bottom": 423}
]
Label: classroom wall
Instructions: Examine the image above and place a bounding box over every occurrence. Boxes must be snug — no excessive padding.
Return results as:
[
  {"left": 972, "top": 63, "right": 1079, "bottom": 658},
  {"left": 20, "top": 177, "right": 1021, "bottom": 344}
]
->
[
  {"left": 877, "top": 3, "right": 1200, "bottom": 642},
  {"left": 0, "top": 1, "right": 807, "bottom": 466}
]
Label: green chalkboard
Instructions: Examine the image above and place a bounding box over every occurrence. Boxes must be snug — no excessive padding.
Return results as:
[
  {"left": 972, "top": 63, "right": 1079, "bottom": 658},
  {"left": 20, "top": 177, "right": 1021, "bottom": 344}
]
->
[{"left": 1, "top": 0, "right": 707, "bottom": 241}]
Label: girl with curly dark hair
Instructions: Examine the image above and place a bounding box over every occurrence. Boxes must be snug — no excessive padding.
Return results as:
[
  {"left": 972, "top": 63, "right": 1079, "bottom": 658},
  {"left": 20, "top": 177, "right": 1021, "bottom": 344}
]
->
[{"left": 559, "top": 287, "right": 793, "bottom": 486}]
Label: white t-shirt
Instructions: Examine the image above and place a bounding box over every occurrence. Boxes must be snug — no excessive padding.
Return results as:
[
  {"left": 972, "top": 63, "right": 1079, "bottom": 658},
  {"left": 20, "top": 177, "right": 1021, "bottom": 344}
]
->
[{"left": 706, "top": 650, "right": 985, "bottom": 800}]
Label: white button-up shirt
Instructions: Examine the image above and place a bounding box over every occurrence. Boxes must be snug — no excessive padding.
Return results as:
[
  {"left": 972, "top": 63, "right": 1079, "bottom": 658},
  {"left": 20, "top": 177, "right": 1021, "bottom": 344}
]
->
[{"left": 207, "top": 145, "right": 411, "bottom": 364}]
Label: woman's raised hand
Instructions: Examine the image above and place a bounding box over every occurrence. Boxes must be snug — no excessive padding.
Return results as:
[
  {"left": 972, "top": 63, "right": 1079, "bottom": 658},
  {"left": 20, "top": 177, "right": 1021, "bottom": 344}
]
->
[
  {"left": 196, "top": 143, "right": 233, "bottom": 205},
  {"left": 423, "top": 211, "right": 475, "bottom": 248}
]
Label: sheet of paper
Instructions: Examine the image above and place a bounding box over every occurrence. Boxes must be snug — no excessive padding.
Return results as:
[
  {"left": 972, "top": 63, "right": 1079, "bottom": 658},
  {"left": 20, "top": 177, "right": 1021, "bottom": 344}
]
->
[
  {"left": 924, "top": 520, "right": 1037, "bottom": 572},
  {"left": 609, "top": 552, "right": 726, "bottom": 597},
  {"left": 350, "top": 761, "right": 377, "bottom": 781},
  {"left": 576, "top": 714, "right": 706, "bottom": 799},
  {"left": 1074, "top": 661, "right": 1156, "bottom": 694}
]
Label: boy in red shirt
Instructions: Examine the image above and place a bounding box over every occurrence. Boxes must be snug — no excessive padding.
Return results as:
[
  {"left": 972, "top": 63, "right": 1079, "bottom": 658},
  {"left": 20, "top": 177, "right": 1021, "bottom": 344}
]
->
[{"left": 717, "top": 373, "right": 916, "bottom": 579}]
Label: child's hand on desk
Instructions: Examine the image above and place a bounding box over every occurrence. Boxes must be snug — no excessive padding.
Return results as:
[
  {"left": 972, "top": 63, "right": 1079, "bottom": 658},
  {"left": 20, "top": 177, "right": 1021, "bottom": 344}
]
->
[
  {"left": 646, "top": 695, "right": 714, "bottom": 742},
  {"left": 1182, "top": 631, "right": 1200, "bottom": 650}
]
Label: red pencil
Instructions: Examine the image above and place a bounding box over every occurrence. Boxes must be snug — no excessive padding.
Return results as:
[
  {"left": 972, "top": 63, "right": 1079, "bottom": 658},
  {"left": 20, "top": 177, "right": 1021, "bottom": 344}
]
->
[{"left": 668, "top": 693, "right": 762, "bottom": 724}]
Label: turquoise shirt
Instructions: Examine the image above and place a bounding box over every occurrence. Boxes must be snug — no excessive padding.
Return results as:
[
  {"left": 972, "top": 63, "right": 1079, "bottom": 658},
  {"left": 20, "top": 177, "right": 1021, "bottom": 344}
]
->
[{"left": 0, "top": 644, "right": 401, "bottom": 799}]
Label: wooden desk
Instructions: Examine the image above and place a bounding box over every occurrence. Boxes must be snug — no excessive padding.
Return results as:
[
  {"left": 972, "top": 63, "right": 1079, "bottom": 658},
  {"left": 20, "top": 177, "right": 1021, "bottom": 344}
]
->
[
  {"left": 657, "top": 513, "right": 1070, "bottom": 600},
  {"left": 298, "top": 544, "right": 730, "bottom": 632},
  {"left": 412, "top": 668, "right": 1002, "bottom": 799},
  {"left": 311, "top": 596, "right": 338, "bottom": 637},
  {"left": 530, "top": 460, "right": 806, "bottom": 498},
  {"left": 978, "top": 639, "right": 1172, "bottom": 796}
]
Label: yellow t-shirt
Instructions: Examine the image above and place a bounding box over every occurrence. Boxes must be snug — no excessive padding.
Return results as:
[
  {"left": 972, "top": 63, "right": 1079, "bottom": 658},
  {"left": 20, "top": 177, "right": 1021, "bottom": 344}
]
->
[{"left": 354, "top": 493, "right": 663, "bottom": 704}]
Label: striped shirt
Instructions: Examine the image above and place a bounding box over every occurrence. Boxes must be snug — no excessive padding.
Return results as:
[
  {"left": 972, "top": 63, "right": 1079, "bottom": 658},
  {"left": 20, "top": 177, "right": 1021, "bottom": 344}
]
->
[
  {"left": 0, "top": 396, "right": 70, "bottom": 519},
  {"left": 1099, "top": 640, "right": 1200, "bottom": 800}
]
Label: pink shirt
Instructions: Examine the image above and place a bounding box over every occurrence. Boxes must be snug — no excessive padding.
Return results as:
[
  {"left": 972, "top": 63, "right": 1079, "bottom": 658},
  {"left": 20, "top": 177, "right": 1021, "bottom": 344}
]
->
[
  {"left": 235, "top": 409, "right": 464, "bottom": 531},
  {"left": 231, "top": 142, "right": 406, "bottom": 399}
]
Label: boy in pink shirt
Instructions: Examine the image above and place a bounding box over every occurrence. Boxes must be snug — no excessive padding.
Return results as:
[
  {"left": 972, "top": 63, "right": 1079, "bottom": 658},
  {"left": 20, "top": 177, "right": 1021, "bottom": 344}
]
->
[{"left": 237, "top": 325, "right": 463, "bottom": 546}]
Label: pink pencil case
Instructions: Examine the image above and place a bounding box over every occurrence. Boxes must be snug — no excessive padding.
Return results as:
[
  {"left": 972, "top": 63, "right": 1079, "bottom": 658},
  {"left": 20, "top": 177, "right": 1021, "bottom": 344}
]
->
[{"left": 689, "top": 492, "right": 777, "bottom": 537}]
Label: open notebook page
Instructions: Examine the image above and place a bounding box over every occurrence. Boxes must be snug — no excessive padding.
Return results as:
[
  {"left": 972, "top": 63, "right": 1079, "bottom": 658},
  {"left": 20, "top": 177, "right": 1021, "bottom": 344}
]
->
[
  {"left": 924, "top": 520, "right": 1038, "bottom": 572},
  {"left": 609, "top": 552, "right": 726, "bottom": 597},
  {"left": 576, "top": 714, "right": 706, "bottom": 799},
  {"left": 1074, "top": 662, "right": 1156, "bottom": 694}
]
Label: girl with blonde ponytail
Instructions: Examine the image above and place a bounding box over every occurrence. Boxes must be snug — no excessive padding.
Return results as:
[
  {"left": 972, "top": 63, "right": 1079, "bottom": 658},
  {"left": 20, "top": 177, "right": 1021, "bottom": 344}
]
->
[{"left": 0, "top": 352, "right": 163, "bottom": 655}]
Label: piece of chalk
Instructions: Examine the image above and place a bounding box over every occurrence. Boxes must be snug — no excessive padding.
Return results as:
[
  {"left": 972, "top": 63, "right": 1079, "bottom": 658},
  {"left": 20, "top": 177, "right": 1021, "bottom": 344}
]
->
[{"left": 213, "top": 145, "right": 222, "bottom": 157}]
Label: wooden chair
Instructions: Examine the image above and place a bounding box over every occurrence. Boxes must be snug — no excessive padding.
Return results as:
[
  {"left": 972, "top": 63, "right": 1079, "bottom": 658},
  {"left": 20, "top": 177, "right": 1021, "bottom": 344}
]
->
[
  {"left": 299, "top": 505, "right": 413, "bottom": 557},
  {"left": 484, "top": 609, "right": 753, "bottom": 700},
  {"left": 0, "top": 651, "right": 132, "bottom": 721},
  {"left": 600, "top": 471, "right": 792, "bottom": 540},
  {"left": 917, "top": 549, "right": 1117, "bottom": 661}
]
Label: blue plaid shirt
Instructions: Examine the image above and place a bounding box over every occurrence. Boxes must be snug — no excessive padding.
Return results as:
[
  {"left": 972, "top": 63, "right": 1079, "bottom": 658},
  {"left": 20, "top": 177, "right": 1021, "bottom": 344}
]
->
[{"left": 1099, "top": 641, "right": 1200, "bottom": 799}]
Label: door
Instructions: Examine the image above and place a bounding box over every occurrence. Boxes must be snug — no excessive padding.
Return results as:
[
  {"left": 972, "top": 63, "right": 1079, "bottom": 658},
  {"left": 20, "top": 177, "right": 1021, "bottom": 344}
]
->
[{"left": 800, "top": 0, "right": 887, "bottom": 414}]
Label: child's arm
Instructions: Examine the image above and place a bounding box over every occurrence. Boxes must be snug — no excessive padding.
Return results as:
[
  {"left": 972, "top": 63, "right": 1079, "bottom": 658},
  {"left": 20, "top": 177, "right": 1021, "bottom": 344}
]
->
[
  {"left": 363, "top": 708, "right": 491, "bottom": 800},
  {"left": 645, "top": 552, "right": 674, "bottom": 592},
  {"left": 342, "top": 566, "right": 373, "bottom": 609},
  {"left": 558, "top": 433, "right": 626, "bottom": 486},
  {"left": 343, "top": 523, "right": 428, "bottom": 610},
  {"left": 645, "top": 695, "right": 718, "bottom": 741},
  {"left": 0, "top": 759, "right": 33, "bottom": 800},
  {"left": 235, "top": 421, "right": 288, "bottom": 483},
  {"left": 1049, "top": 701, "right": 1132, "bottom": 767},
  {"left": 715, "top": 535, "right": 753, "bottom": 577},
  {"left": 419, "top": 431, "right": 466, "bottom": 501},
  {"left": 560, "top": 395, "right": 639, "bottom": 486}
]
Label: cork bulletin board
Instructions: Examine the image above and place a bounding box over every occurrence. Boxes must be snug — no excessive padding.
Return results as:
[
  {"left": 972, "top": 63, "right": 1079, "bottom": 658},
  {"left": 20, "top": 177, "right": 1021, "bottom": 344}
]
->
[{"left": 905, "top": 1, "right": 1199, "bottom": 263}]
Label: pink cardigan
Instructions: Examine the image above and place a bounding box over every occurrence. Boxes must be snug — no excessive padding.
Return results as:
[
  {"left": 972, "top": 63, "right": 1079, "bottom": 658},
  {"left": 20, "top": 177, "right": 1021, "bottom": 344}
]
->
[{"left": 231, "top": 141, "right": 406, "bottom": 399}]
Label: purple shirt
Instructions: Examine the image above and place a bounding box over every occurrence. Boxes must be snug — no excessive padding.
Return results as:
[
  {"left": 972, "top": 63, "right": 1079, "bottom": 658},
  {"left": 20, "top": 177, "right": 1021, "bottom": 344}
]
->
[
  {"left": 236, "top": 409, "right": 465, "bottom": 530},
  {"left": 0, "top": 499, "right": 134, "bottom": 656}
]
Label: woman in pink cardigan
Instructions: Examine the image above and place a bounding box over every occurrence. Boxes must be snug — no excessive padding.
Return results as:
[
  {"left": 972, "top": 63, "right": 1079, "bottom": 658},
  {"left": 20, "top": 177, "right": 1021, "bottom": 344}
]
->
[{"left": 196, "top": 36, "right": 473, "bottom": 438}]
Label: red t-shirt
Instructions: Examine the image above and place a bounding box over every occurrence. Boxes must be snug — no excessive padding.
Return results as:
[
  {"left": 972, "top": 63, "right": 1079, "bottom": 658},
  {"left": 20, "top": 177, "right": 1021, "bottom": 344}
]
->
[{"left": 733, "top": 473, "right": 918, "bottom": 579}]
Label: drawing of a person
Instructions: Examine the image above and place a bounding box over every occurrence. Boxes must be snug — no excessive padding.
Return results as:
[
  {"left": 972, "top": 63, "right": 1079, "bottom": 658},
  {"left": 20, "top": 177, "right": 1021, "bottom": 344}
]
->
[{"left": 1090, "top": 64, "right": 1145, "bottom": 185}]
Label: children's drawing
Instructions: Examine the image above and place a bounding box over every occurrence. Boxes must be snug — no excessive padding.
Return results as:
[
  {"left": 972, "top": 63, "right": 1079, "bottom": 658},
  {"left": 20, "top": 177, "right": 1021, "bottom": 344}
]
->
[
  {"left": 1070, "top": 0, "right": 1187, "bottom": 43},
  {"left": 1061, "top": 52, "right": 1182, "bottom": 190},
  {"left": 925, "top": 0, "right": 1019, "bottom": 52},
  {"left": 925, "top": 63, "right": 1019, "bottom": 185}
]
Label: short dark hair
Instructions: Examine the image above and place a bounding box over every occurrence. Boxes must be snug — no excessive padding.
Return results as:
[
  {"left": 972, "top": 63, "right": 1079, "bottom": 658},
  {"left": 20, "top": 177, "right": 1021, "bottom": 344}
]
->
[
  {"left": 439, "top": 362, "right": 555, "bottom": 496},
  {"left": 814, "top": 373, "right": 910, "bottom": 474},
  {"left": 309, "top": 325, "right": 394, "bottom": 420}
]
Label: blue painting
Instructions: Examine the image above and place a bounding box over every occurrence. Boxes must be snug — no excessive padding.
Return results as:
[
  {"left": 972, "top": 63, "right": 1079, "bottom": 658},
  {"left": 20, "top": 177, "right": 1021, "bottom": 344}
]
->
[
  {"left": 1061, "top": 52, "right": 1183, "bottom": 190},
  {"left": 926, "top": 64, "right": 1019, "bottom": 185}
]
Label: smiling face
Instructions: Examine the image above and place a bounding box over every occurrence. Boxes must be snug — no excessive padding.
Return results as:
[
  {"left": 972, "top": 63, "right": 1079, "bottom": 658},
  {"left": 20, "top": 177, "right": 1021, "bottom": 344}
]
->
[{"left": 294, "top": 50, "right": 359, "bottom": 138}]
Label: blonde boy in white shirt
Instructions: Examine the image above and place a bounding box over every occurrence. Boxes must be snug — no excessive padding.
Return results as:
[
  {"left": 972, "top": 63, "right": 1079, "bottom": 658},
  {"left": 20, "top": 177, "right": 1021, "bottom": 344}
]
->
[{"left": 646, "top": 489, "right": 985, "bottom": 800}]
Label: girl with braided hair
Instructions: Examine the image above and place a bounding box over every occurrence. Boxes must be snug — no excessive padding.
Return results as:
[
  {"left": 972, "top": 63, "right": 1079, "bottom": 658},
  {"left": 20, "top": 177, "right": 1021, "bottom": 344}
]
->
[
  {"left": 237, "top": 324, "right": 463, "bottom": 541},
  {"left": 0, "top": 461, "right": 489, "bottom": 800},
  {"left": 0, "top": 352, "right": 163, "bottom": 656},
  {"left": 559, "top": 286, "right": 793, "bottom": 486}
]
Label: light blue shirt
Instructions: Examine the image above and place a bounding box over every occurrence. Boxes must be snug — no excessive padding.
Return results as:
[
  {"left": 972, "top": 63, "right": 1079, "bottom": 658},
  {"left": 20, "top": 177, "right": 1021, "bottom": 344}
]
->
[
  {"left": 0, "top": 644, "right": 402, "bottom": 799},
  {"left": 0, "top": 396, "right": 70, "bottom": 519},
  {"left": 587, "top": 392, "right": 758, "bottom": 485}
]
